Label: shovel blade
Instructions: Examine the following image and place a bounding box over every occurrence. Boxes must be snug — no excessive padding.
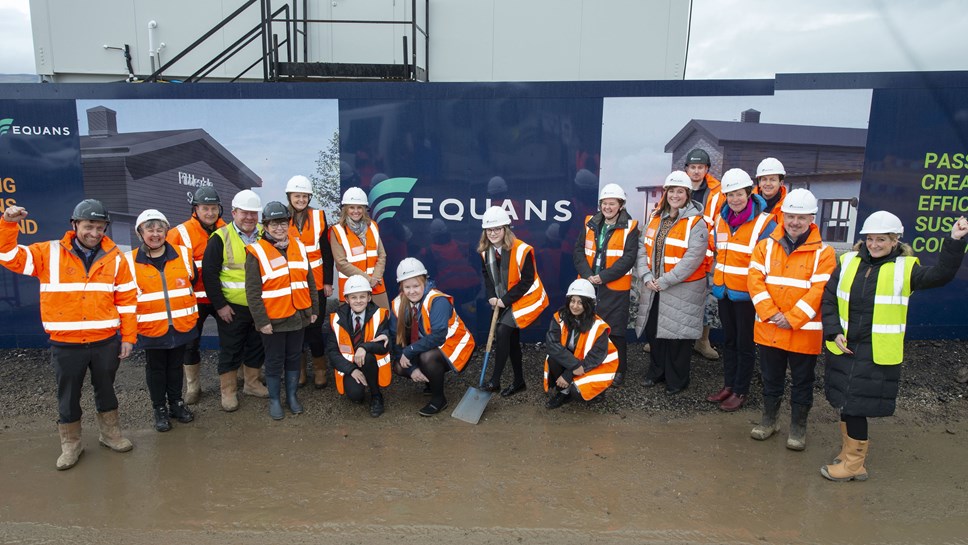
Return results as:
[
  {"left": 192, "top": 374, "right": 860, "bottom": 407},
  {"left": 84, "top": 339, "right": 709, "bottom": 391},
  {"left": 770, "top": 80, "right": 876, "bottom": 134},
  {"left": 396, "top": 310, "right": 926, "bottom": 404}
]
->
[{"left": 451, "top": 386, "right": 493, "bottom": 424}]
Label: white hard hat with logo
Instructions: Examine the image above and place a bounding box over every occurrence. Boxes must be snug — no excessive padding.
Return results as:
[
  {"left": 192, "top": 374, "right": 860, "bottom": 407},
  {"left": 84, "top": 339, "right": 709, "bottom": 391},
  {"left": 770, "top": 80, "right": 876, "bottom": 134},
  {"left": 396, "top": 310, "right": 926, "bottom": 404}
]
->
[
  {"left": 231, "top": 189, "right": 262, "bottom": 212},
  {"left": 756, "top": 157, "right": 786, "bottom": 178},
  {"left": 780, "top": 188, "right": 818, "bottom": 214},
  {"left": 859, "top": 210, "right": 904, "bottom": 235},
  {"left": 599, "top": 183, "right": 627, "bottom": 202},
  {"left": 341, "top": 187, "right": 369, "bottom": 206},
  {"left": 396, "top": 257, "right": 429, "bottom": 283},
  {"left": 664, "top": 171, "right": 693, "bottom": 189},
  {"left": 720, "top": 168, "right": 754, "bottom": 194},
  {"left": 285, "top": 175, "right": 313, "bottom": 195},
  {"left": 343, "top": 275, "right": 372, "bottom": 295},
  {"left": 136, "top": 209, "right": 169, "bottom": 231},
  {"left": 481, "top": 206, "right": 512, "bottom": 229},
  {"left": 566, "top": 278, "right": 596, "bottom": 299}
]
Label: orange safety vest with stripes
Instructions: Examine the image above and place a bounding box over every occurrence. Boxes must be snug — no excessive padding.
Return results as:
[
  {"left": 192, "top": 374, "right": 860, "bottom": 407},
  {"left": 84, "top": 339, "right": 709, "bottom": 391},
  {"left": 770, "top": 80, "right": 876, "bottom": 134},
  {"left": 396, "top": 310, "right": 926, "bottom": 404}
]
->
[
  {"left": 124, "top": 245, "right": 199, "bottom": 338},
  {"left": 542, "top": 311, "right": 618, "bottom": 401},
  {"left": 711, "top": 208, "right": 774, "bottom": 299},
  {"left": 331, "top": 221, "right": 385, "bottom": 300},
  {"left": 330, "top": 308, "right": 392, "bottom": 395},
  {"left": 167, "top": 215, "right": 226, "bottom": 303},
  {"left": 290, "top": 208, "right": 328, "bottom": 292},
  {"left": 245, "top": 238, "right": 312, "bottom": 320},
  {"left": 480, "top": 239, "right": 549, "bottom": 329},
  {"left": 701, "top": 173, "right": 723, "bottom": 227},
  {"left": 0, "top": 221, "right": 137, "bottom": 344},
  {"left": 391, "top": 289, "right": 476, "bottom": 372},
  {"left": 748, "top": 225, "right": 836, "bottom": 355},
  {"left": 642, "top": 213, "right": 712, "bottom": 283},
  {"left": 753, "top": 184, "right": 787, "bottom": 226},
  {"left": 581, "top": 215, "right": 638, "bottom": 290}
]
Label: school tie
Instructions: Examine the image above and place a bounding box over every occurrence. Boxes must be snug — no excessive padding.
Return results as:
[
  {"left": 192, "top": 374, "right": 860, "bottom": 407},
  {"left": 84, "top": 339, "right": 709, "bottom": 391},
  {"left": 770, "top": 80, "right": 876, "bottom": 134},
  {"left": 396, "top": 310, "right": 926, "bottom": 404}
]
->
[{"left": 352, "top": 315, "right": 364, "bottom": 348}]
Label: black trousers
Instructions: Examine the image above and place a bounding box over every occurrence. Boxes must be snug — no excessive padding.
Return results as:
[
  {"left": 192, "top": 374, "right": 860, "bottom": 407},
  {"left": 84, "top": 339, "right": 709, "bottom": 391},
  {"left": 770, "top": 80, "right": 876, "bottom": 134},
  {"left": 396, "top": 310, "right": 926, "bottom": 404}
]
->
[
  {"left": 184, "top": 302, "right": 216, "bottom": 365},
  {"left": 758, "top": 344, "right": 817, "bottom": 406},
  {"left": 545, "top": 358, "right": 577, "bottom": 396},
  {"left": 340, "top": 353, "right": 382, "bottom": 402},
  {"left": 145, "top": 345, "right": 187, "bottom": 407},
  {"left": 643, "top": 294, "right": 694, "bottom": 391},
  {"left": 303, "top": 313, "right": 328, "bottom": 358},
  {"left": 489, "top": 324, "right": 522, "bottom": 386},
  {"left": 718, "top": 298, "right": 756, "bottom": 395},
  {"left": 214, "top": 303, "right": 265, "bottom": 374},
  {"left": 394, "top": 348, "right": 449, "bottom": 405},
  {"left": 52, "top": 337, "right": 120, "bottom": 424},
  {"left": 610, "top": 334, "right": 628, "bottom": 375},
  {"left": 260, "top": 328, "right": 305, "bottom": 378}
]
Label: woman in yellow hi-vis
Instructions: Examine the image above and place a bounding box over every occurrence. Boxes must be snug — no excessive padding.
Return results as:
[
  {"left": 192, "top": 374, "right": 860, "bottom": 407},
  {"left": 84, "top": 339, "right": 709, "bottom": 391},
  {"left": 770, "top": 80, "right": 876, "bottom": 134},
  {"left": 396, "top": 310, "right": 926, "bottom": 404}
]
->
[{"left": 820, "top": 211, "right": 968, "bottom": 482}]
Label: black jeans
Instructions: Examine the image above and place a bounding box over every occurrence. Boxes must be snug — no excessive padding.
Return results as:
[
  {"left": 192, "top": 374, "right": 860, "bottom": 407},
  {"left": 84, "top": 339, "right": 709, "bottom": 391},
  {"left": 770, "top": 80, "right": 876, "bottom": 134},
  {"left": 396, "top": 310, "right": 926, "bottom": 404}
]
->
[
  {"left": 145, "top": 345, "right": 187, "bottom": 407},
  {"left": 758, "top": 344, "right": 816, "bottom": 406},
  {"left": 52, "top": 337, "right": 120, "bottom": 424},
  {"left": 260, "top": 328, "right": 305, "bottom": 378},
  {"left": 340, "top": 352, "right": 382, "bottom": 402},
  {"left": 718, "top": 297, "right": 756, "bottom": 395},
  {"left": 214, "top": 303, "right": 265, "bottom": 374},
  {"left": 184, "top": 302, "right": 216, "bottom": 365}
]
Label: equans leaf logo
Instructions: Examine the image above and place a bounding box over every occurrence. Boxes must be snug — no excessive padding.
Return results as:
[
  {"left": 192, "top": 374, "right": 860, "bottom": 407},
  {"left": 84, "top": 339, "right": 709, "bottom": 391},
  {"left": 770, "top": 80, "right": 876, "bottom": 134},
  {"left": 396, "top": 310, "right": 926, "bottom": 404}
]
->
[
  {"left": 0, "top": 118, "right": 13, "bottom": 136},
  {"left": 370, "top": 177, "right": 417, "bottom": 223}
]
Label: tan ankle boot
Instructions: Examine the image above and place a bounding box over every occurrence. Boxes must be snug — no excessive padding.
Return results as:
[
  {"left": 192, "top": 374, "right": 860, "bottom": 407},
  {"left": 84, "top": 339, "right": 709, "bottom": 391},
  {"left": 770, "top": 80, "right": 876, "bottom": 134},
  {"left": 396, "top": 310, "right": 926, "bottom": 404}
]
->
[
  {"left": 832, "top": 421, "right": 848, "bottom": 464},
  {"left": 821, "top": 437, "right": 869, "bottom": 482},
  {"left": 299, "top": 352, "right": 308, "bottom": 387},
  {"left": 184, "top": 364, "right": 201, "bottom": 405},
  {"left": 242, "top": 365, "right": 269, "bottom": 398},
  {"left": 313, "top": 356, "right": 329, "bottom": 389},
  {"left": 96, "top": 410, "right": 133, "bottom": 453},
  {"left": 219, "top": 371, "right": 239, "bottom": 412},
  {"left": 56, "top": 421, "right": 84, "bottom": 470},
  {"left": 693, "top": 326, "right": 719, "bottom": 360}
]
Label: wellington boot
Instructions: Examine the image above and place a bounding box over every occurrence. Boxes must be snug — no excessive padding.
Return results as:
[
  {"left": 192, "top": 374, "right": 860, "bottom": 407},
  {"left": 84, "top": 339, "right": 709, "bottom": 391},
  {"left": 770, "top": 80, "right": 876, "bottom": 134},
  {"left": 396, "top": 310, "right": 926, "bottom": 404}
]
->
[
  {"left": 266, "top": 376, "right": 284, "bottom": 420},
  {"left": 313, "top": 356, "right": 330, "bottom": 389},
  {"left": 96, "top": 410, "right": 133, "bottom": 453},
  {"left": 56, "top": 421, "right": 84, "bottom": 470},
  {"left": 242, "top": 365, "right": 269, "bottom": 398},
  {"left": 832, "top": 421, "right": 849, "bottom": 464},
  {"left": 786, "top": 403, "right": 810, "bottom": 451},
  {"left": 821, "top": 437, "right": 869, "bottom": 482},
  {"left": 219, "top": 371, "right": 239, "bottom": 412},
  {"left": 750, "top": 396, "right": 781, "bottom": 440},
  {"left": 298, "top": 352, "right": 308, "bottom": 387},
  {"left": 285, "top": 371, "right": 304, "bottom": 415},
  {"left": 183, "top": 364, "right": 201, "bottom": 405},
  {"left": 693, "top": 326, "right": 719, "bottom": 360}
]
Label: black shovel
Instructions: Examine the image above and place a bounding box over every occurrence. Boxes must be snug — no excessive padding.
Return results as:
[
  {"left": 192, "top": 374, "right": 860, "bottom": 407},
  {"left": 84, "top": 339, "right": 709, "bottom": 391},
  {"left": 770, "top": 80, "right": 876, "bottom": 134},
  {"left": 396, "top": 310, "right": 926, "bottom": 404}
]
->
[{"left": 451, "top": 305, "right": 501, "bottom": 424}]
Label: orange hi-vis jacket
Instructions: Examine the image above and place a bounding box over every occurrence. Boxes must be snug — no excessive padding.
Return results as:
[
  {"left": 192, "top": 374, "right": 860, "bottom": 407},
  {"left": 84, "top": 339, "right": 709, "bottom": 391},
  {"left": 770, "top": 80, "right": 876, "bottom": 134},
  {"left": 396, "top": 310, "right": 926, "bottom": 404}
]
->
[
  {"left": 711, "top": 198, "right": 775, "bottom": 301},
  {"left": 480, "top": 239, "right": 549, "bottom": 328},
  {"left": 392, "top": 289, "right": 476, "bottom": 372},
  {"left": 701, "top": 173, "right": 723, "bottom": 227},
  {"left": 642, "top": 213, "right": 712, "bottom": 283},
  {"left": 167, "top": 215, "right": 226, "bottom": 304},
  {"left": 331, "top": 221, "right": 385, "bottom": 300},
  {"left": 290, "top": 208, "right": 329, "bottom": 292},
  {"left": 330, "top": 307, "right": 392, "bottom": 395},
  {"left": 582, "top": 215, "right": 639, "bottom": 290},
  {"left": 748, "top": 225, "right": 836, "bottom": 355},
  {"left": 0, "top": 221, "right": 137, "bottom": 344},
  {"left": 543, "top": 311, "right": 618, "bottom": 400},
  {"left": 754, "top": 184, "right": 787, "bottom": 226},
  {"left": 124, "top": 244, "right": 198, "bottom": 339},
  {"left": 245, "top": 238, "right": 312, "bottom": 320}
]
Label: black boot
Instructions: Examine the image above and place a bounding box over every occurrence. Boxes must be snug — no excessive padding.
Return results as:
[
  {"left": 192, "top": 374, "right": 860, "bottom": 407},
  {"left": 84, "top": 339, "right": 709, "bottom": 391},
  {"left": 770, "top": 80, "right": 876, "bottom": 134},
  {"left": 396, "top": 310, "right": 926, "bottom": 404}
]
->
[
  {"left": 750, "top": 396, "right": 781, "bottom": 440},
  {"left": 787, "top": 403, "right": 810, "bottom": 451},
  {"left": 153, "top": 406, "right": 172, "bottom": 432},
  {"left": 169, "top": 400, "right": 194, "bottom": 424},
  {"left": 285, "top": 371, "right": 304, "bottom": 415},
  {"left": 370, "top": 393, "right": 385, "bottom": 417},
  {"left": 545, "top": 390, "right": 572, "bottom": 410},
  {"left": 266, "top": 376, "right": 284, "bottom": 420}
]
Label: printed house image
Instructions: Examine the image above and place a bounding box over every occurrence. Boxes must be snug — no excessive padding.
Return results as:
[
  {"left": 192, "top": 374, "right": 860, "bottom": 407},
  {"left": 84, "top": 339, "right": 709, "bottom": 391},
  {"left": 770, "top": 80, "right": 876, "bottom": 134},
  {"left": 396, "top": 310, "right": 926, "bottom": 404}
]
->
[
  {"left": 80, "top": 106, "right": 261, "bottom": 249},
  {"left": 640, "top": 109, "right": 867, "bottom": 250}
]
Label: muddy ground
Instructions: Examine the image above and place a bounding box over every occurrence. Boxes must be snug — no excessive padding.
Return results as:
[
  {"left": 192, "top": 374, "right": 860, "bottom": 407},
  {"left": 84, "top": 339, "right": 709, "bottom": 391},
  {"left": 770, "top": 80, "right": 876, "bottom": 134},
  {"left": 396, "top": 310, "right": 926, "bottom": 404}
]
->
[{"left": 1, "top": 340, "right": 968, "bottom": 544}]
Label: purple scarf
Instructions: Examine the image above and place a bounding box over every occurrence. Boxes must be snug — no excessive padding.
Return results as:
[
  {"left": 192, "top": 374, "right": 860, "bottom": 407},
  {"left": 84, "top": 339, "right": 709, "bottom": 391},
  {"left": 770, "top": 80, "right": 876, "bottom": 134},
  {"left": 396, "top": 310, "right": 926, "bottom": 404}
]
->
[{"left": 727, "top": 202, "right": 754, "bottom": 228}]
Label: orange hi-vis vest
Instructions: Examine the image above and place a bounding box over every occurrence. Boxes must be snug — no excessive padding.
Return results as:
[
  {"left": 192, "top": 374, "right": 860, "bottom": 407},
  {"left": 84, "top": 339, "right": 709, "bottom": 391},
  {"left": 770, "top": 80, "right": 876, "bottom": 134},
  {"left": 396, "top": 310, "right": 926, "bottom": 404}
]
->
[
  {"left": 330, "top": 308, "right": 392, "bottom": 395},
  {"left": 748, "top": 225, "right": 836, "bottom": 355},
  {"left": 167, "top": 215, "right": 226, "bottom": 303},
  {"left": 642, "top": 213, "right": 712, "bottom": 283},
  {"left": 754, "top": 184, "right": 787, "bottom": 226},
  {"left": 391, "top": 289, "right": 476, "bottom": 372},
  {"left": 701, "top": 173, "right": 723, "bottom": 227},
  {"left": 480, "top": 239, "right": 548, "bottom": 328},
  {"left": 331, "top": 221, "right": 385, "bottom": 300},
  {"left": 543, "top": 311, "right": 618, "bottom": 400},
  {"left": 124, "top": 245, "right": 199, "bottom": 338},
  {"left": 0, "top": 221, "right": 137, "bottom": 344},
  {"left": 712, "top": 209, "right": 773, "bottom": 297},
  {"left": 582, "top": 216, "right": 639, "bottom": 290},
  {"left": 290, "top": 208, "right": 328, "bottom": 291},
  {"left": 245, "top": 238, "right": 312, "bottom": 320}
]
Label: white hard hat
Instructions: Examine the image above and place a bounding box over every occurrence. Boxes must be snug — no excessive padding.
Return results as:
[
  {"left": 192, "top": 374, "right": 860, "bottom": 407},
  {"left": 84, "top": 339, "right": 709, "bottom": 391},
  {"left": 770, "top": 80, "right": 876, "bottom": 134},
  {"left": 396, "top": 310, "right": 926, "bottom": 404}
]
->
[
  {"left": 566, "top": 278, "right": 596, "bottom": 299},
  {"left": 341, "top": 187, "right": 369, "bottom": 206},
  {"left": 343, "top": 275, "right": 372, "bottom": 295},
  {"left": 663, "top": 171, "right": 693, "bottom": 190},
  {"left": 285, "top": 175, "right": 313, "bottom": 195},
  {"left": 859, "top": 210, "right": 904, "bottom": 235},
  {"left": 599, "top": 183, "right": 626, "bottom": 202},
  {"left": 231, "top": 189, "right": 262, "bottom": 212},
  {"left": 136, "top": 209, "right": 168, "bottom": 231},
  {"left": 756, "top": 157, "right": 786, "bottom": 178},
  {"left": 720, "top": 168, "right": 754, "bottom": 194},
  {"left": 780, "top": 188, "right": 818, "bottom": 215},
  {"left": 481, "top": 206, "right": 512, "bottom": 229},
  {"left": 396, "top": 257, "right": 429, "bottom": 283}
]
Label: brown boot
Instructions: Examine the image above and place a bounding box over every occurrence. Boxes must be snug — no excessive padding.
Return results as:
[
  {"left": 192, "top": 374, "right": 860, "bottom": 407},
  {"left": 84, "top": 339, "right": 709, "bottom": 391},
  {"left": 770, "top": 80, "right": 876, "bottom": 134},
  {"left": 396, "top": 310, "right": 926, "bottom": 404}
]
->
[
  {"left": 56, "top": 421, "right": 84, "bottom": 470},
  {"left": 298, "top": 352, "right": 308, "bottom": 387},
  {"left": 832, "top": 421, "right": 848, "bottom": 464},
  {"left": 96, "top": 410, "right": 133, "bottom": 453},
  {"left": 242, "top": 365, "right": 269, "bottom": 398},
  {"left": 313, "top": 356, "right": 330, "bottom": 389},
  {"left": 236, "top": 366, "right": 245, "bottom": 386},
  {"left": 184, "top": 364, "right": 201, "bottom": 405},
  {"left": 693, "top": 326, "right": 719, "bottom": 360},
  {"left": 821, "top": 436, "right": 869, "bottom": 482},
  {"left": 219, "top": 371, "right": 239, "bottom": 412}
]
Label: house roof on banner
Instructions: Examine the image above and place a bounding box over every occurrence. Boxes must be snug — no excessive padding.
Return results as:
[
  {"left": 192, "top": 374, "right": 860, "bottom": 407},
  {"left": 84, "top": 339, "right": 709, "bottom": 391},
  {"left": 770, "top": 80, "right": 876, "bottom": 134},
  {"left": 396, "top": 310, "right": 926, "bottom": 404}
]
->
[{"left": 665, "top": 118, "right": 868, "bottom": 152}]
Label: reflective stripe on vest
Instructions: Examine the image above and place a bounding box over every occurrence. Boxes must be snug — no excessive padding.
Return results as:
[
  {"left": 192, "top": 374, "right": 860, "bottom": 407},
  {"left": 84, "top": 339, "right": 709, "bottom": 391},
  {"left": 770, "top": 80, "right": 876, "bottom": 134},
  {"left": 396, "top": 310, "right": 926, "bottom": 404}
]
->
[
  {"left": 124, "top": 245, "right": 198, "bottom": 337},
  {"left": 291, "top": 208, "right": 327, "bottom": 290},
  {"left": 213, "top": 224, "right": 260, "bottom": 306},
  {"left": 542, "top": 311, "right": 618, "bottom": 400},
  {"left": 713, "top": 211, "right": 772, "bottom": 292},
  {"left": 332, "top": 221, "right": 385, "bottom": 300},
  {"left": 480, "top": 239, "right": 548, "bottom": 329},
  {"left": 247, "top": 239, "right": 312, "bottom": 320},
  {"left": 391, "top": 290, "right": 476, "bottom": 373},
  {"left": 582, "top": 216, "right": 638, "bottom": 290},
  {"left": 642, "top": 214, "right": 710, "bottom": 283},
  {"left": 330, "top": 309, "right": 391, "bottom": 395},
  {"left": 169, "top": 217, "right": 225, "bottom": 302}
]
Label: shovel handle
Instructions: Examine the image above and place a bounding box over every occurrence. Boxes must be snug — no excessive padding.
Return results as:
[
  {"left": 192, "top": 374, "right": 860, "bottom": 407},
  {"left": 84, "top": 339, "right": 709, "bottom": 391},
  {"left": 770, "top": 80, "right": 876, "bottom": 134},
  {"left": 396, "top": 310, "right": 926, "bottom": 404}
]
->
[{"left": 484, "top": 303, "right": 501, "bottom": 354}]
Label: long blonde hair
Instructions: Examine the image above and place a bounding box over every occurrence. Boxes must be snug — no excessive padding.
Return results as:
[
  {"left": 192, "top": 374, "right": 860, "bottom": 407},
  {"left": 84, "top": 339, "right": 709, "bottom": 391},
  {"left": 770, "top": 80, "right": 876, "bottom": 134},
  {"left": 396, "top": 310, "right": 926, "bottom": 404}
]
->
[
  {"left": 476, "top": 226, "right": 517, "bottom": 253},
  {"left": 337, "top": 205, "right": 372, "bottom": 226},
  {"left": 396, "top": 275, "right": 428, "bottom": 346}
]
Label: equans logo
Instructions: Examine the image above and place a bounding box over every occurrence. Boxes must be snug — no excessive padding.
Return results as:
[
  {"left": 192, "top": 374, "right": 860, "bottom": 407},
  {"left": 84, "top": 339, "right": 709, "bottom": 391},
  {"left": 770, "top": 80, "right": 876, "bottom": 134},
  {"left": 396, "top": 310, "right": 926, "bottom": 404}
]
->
[
  {"left": 0, "top": 117, "right": 72, "bottom": 137},
  {"left": 370, "top": 177, "right": 418, "bottom": 223}
]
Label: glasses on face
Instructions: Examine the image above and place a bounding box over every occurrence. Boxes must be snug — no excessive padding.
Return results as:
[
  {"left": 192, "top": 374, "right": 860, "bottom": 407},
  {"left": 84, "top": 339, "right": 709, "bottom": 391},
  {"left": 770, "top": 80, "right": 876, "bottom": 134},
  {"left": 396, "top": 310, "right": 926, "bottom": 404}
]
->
[
  {"left": 485, "top": 227, "right": 504, "bottom": 234},
  {"left": 266, "top": 221, "right": 289, "bottom": 230}
]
